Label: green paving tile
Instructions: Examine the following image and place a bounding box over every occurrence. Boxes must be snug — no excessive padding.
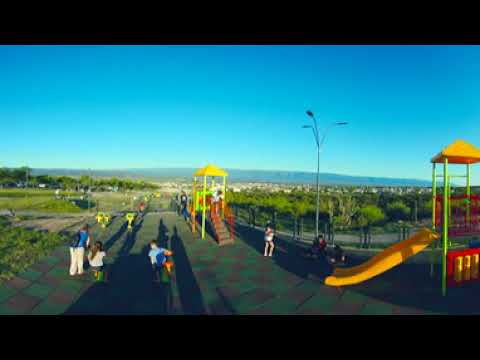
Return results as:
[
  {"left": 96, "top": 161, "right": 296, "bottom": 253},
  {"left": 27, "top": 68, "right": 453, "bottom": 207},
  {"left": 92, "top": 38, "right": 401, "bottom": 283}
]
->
[
  {"left": 249, "top": 296, "right": 301, "bottom": 315},
  {"left": 340, "top": 290, "right": 370, "bottom": 305},
  {"left": 18, "top": 269, "right": 43, "bottom": 282},
  {"left": 47, "top": 267, "right": 69, "bottom": 279},
  {"left": 228, "top": 288, "right": 277, "bottom": 314},
  {"left": 31, "top": 300, "right": 69, "bottom": 315},
  {"left": 360, "top": 303, "right": 394, "bottom": 315},
  {"left": 296, "top": 293, "right": 339, "bottom": 314},
  {"left": 23, "top": 283, "right": 54, "bottom": 299},
  {"left": 58, "top": 280, "right": 84, "bottom": 293},
  {"left": 42, "top": 255, "right": 62, "bottom": 265},
  {"left": 0, "top": 285, "right": 17, "bottom": 302},
  {"left": 0, "top": 303, "right": 22, "bottom": 315}
]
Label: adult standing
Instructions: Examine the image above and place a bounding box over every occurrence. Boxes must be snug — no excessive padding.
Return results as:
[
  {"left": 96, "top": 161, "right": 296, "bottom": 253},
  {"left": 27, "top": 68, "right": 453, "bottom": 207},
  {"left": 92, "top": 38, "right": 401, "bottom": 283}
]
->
[
  {"left": 264, "top": 222, "right": 275, "bottom": 257},
  {"left": 70, "top": 224, "right": 91, "bottom": 276},
  {"left": 180, "top": 191, "right": 188, "bottom": 220}
]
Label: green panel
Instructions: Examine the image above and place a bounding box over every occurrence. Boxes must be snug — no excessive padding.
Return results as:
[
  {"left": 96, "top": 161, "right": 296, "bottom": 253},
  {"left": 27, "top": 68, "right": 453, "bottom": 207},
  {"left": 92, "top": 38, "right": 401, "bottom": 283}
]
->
[
  {"left": 23, "top": 283, "right": 54, "bottom": 299},
  {"left": 0, "top": 304, "right": 22, "bottom": 315},
  {"left": 0, "top": 285, "right": 17, "bottom": 302},
  {"left": 18, "top": 269, "right": 43, "bottom": 282},
  {"left": 31, "top": 301, "right": 69, "bottom": 315},
  {"left": 360, "top": 303, "right": 394, "bottom": 315},
  {"left": 296, "top": 294, "right": 338, "bottom": 314}
]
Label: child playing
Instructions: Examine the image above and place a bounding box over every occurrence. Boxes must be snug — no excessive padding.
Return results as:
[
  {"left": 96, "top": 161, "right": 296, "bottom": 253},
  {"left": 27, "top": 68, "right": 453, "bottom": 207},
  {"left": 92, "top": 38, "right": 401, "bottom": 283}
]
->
[
  {"left": 88, "top": 241, "right": 107, "bottom": 281},
  {"left": 148, "top": 240, "right": 173, "bottom": 282},
  {"left": 264, "top": 222, "right": 275, "bottom": 257}
]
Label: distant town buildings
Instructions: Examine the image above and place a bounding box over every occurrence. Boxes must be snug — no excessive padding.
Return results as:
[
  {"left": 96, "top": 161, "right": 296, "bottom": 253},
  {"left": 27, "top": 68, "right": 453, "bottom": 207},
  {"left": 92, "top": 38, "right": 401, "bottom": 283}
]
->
[{"left": 154, "top": 180, "right": 433, "bottom": 196}]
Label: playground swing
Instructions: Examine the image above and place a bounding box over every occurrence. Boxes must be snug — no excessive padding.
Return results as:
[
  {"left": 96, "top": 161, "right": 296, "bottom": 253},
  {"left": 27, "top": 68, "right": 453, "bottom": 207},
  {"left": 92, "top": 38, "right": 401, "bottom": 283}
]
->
[{"left": 190, "top": 164, "right": 235, "bottom": 245}]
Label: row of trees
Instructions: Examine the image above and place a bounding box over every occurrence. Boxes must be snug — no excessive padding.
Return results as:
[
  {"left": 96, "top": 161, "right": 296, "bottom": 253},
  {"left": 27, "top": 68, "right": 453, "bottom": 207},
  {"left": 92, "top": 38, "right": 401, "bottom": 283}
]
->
[
  {"left": 0, "top": 167, "right": 158, "bottom": 191},
  {"left": 226, "top": 188, "right": 433, "bottom": 247}
]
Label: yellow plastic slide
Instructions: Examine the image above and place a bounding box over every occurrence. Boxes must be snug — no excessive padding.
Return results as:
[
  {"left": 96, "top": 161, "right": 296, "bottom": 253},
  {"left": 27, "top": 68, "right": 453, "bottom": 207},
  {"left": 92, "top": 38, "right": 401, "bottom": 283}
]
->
[{"left": 324, "top": 228, "right": 439, "bottom": 287}]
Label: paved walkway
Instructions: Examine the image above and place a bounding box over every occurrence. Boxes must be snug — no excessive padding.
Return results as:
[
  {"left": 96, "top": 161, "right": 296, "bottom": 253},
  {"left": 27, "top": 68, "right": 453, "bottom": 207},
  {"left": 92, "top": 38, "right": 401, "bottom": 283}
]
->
[{"left": 2, "top": 208, "right": 480, "bottom": 315}]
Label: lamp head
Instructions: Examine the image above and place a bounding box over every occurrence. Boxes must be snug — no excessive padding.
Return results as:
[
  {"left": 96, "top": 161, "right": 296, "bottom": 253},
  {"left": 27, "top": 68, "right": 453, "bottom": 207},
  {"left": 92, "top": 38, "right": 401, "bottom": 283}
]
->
[{"left": 306, "top": 110, "right": 314, "bottom": 117}]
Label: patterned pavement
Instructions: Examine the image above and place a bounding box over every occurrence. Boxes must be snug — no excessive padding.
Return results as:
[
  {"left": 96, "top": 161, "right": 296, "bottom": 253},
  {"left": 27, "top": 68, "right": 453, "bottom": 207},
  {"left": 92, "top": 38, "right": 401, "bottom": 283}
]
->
[{"left": 2, "top": 207, "right": 480, "bottom": 315}]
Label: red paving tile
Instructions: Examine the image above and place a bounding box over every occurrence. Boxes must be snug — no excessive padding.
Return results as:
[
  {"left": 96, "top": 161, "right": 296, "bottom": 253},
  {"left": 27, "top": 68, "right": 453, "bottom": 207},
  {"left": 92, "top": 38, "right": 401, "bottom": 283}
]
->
[
  {"left": 295, "top": 307, "right": 326, "bottom": 315},
  {"left": 5, "top": 276, "right": 31, "bottom": 291},
  {"left": 330, "top": 301, "right": 365, "bottom": 315},
  {"left": 208, "top": 300, "right": 234, "bottom": 315},
  {"left": 6, "top": 293, "right": 42, "bottom": 314},
  {"left": 31, "top": 262, "right": 55, "bottom": 273},
  {"left": 37, "top": 275, "right": 63, "bottom": 288},
  {"left": 281, "top": 287, "right": 316, "bottom": 304},
  {"left": 217, "top": 286, "right": 250, "bottom": 300},
  {"left": 48, "top": 289, "right": 78, "bottom": 305}
]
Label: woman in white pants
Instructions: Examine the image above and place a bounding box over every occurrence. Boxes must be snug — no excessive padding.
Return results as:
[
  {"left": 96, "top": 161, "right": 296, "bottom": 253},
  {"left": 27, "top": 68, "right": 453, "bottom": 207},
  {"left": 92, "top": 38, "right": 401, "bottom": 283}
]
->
[
  {"left": 70, "top": 224, "right": 91, "bottom": 276},
  {"left": 264, "top": 223, "right": 275, "bottom": 257}
]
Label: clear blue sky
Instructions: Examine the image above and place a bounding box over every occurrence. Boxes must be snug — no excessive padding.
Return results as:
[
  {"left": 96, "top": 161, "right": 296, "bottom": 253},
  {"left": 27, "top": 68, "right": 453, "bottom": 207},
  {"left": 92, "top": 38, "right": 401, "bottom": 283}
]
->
[{"left": 2, "top": 45, "right": 480, "bottom": 183}]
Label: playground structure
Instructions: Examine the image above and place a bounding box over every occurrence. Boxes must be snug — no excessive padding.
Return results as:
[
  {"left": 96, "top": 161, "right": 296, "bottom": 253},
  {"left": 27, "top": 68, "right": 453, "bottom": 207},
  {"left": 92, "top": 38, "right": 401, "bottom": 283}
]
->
[
  {"left": 190, "top": 164, "right": 234, "bottom": 245},
  {"left": 325, "top": 140, "right": 480, "bottom": 295},
  {"left": 431, "top": 140, "right": 480, "bottom": 295}
]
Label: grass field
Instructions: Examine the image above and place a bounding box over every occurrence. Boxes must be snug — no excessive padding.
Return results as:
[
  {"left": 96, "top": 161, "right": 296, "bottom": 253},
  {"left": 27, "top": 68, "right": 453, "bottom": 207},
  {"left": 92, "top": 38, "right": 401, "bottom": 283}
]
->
[
  {"left": 0, "top": 189, "right": 80, "bottom": 198},
  {"left": 0, "top": 216, "right": 70, "bottom": 282},
  {"left": 0, "top": 189, "right": 160, "bottom": 214}
]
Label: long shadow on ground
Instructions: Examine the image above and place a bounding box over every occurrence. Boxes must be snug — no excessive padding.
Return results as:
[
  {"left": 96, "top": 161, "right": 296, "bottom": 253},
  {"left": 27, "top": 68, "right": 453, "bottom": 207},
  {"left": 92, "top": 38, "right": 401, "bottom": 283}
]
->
[
  {"left": 63, "top": 216, "right": 171, "bottom": 315},
  {"left": 235, "top": 226, "right": 480, "bottom": 314},
  {"left": 171, "top": 225, "right": 208, "bottom": 315},
  {"left": 235, "top": 223, "right": 333, "bottom": 281},
  {"left": 118, "top": 218, "right": 144, "bottom": 256}
]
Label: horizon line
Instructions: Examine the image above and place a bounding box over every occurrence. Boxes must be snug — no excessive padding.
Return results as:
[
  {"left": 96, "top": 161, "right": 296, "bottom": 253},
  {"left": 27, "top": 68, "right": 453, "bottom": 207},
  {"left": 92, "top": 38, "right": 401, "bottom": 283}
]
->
[{"left": 20, "top": 166, "right": 433, "bottom": 183}]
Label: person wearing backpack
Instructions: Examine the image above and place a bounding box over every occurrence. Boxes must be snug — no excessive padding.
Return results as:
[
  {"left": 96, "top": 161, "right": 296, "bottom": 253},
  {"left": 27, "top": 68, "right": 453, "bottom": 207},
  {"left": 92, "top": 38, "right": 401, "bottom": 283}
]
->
[{"left": 69, "top": 224, "right": 91, "bottom": 276}]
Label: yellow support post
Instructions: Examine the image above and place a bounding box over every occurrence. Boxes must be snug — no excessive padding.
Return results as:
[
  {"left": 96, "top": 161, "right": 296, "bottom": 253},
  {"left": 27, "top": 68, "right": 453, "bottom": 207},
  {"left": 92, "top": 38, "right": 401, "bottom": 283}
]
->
[
  {"left": 472, "top": 254, "right": 479, "bottom": 279},
  {"left": 464, "top": 255, "right": 471, "bottom": 281},
  {"left": 454, "top": 256, "right": 463, "bottom": 283}
]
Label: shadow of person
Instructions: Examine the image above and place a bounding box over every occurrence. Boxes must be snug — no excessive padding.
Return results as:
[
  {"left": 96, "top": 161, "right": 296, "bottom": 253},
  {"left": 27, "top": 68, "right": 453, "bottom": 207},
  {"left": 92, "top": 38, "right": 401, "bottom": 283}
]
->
[
  {"left": 118, "top": 218, "right": 144, "bottom": 256},
  {"left": 170, "top": 225, "right": 208, "bottom": 314},
  {"left": 234, "top": 223, "right": 333, "bottom": 281}
]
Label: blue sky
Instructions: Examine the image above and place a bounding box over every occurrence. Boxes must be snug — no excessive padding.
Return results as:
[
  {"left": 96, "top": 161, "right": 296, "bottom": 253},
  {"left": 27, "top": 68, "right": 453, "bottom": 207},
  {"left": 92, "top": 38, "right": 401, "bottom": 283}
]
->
[{"left": 1, "top": 45, "right": 480, "bottom": 183}]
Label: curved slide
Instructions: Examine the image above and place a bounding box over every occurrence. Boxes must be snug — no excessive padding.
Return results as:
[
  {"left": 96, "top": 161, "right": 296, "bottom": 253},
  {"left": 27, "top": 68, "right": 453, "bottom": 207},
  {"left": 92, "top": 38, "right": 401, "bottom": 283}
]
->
[{"left": 324, "top": 228, "right": 439, "bottom": 287}]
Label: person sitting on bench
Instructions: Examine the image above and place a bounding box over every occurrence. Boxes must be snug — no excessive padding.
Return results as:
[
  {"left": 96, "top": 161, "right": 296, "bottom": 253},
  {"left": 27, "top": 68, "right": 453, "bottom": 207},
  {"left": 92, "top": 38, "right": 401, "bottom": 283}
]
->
[
  {"left": 330, "top": 244, "right": 347, "bottom": 264},
  {"left": 304, "top": 234, "right": 327, "bottom": 259}
]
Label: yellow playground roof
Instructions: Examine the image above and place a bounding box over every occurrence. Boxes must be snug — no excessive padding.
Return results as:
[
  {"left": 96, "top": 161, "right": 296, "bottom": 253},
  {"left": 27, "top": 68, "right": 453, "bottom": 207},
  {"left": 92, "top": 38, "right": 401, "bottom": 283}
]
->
[
  {"left": 194, "top": 164, "right": 228, "bottom": 177},
  {"left": 431, "top": 140, "right": 480, "bottom": 164}
]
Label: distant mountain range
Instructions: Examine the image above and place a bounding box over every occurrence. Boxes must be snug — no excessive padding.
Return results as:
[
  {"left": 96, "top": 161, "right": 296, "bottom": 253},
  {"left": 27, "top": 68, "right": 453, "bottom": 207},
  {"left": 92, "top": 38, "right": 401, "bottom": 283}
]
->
[{"left": 30, "top": 168, "right": 431, "bottom": 187}]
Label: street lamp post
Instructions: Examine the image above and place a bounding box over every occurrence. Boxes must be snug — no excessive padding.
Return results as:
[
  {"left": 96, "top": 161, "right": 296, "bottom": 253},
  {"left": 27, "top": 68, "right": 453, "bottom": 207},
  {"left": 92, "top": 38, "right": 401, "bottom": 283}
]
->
[{"left": 304, "top": 110, "right": 348, "bottom": 242}]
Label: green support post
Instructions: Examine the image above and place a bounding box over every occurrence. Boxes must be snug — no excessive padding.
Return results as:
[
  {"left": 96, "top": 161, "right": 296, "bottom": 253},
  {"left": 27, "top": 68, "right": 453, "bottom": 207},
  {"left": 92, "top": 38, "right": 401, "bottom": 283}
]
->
[
  {"left": 467, "top": 164, "right": 471, "bottom": 225},
  {"left": 442, "top": 158, "right": 448, "bottom": 297},
  {"left": 431, "top": 163, "right": 436, "bottom": 278},
  {"left": 202, "top": 175, "right": 207, "bottom": 240},
  {"left": 222, "top": 176, "right": 227, "bottom": 219}
]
